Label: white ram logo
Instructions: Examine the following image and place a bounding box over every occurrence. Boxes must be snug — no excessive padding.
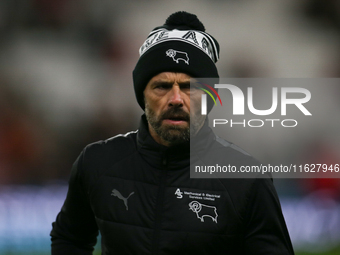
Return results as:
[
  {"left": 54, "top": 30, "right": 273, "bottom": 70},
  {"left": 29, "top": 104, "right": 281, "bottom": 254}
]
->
[
  {"left": 188, "top": 201, "right": 218, "bottom": 223},
  {"left": 166, "top": 49, "right": 189, "bottom": 65}
]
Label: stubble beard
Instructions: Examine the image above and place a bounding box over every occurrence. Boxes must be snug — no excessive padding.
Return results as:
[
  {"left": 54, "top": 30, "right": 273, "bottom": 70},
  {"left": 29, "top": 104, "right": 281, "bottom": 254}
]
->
[{"left": 145, "top": 101, "right": 205, "bottom": 146}]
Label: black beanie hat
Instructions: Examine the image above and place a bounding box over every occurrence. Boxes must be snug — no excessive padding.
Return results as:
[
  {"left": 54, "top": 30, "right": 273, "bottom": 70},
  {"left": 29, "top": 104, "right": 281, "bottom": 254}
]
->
[{"left": 133, "top": 11, "right": 220, "bottom": 111}]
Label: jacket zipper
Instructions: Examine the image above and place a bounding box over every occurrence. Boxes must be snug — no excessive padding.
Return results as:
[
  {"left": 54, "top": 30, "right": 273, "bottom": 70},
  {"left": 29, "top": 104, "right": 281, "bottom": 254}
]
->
[{"left": 152, "top": 155, "right": 167, "bottom": 254}]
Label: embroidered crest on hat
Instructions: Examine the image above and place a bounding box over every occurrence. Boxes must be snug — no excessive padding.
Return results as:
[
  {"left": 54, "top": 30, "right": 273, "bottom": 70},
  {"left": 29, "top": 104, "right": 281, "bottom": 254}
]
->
[{"left": 166, "top": 49, "right": 189, "bottom": 65}]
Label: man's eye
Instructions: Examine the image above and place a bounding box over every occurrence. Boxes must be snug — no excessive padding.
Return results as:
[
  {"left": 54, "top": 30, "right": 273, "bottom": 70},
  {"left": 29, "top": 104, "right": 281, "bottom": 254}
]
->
[
  {"left": 179, "top": 83, "right": 194, "bottom": 90},
  {"left": 155, "top": 85, "right": 170, "bottom": 89}
]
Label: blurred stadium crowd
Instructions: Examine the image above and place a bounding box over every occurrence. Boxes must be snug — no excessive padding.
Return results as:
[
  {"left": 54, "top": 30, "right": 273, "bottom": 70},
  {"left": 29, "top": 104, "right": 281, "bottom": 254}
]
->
[{"left": 1, "top": 0, "right": 340, "bottom": 253}]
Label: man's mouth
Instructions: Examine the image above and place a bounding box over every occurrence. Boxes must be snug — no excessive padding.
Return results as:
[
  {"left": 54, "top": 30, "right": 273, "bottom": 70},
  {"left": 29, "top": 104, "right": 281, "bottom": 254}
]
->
[{"left": 163, "top": 115, "right": 189, "bottom": 125}]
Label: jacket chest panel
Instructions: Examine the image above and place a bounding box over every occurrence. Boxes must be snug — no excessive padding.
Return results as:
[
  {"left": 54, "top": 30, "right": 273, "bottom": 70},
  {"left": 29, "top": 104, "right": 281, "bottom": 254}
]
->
[
  {"left": 90, "top": 174, "right": 160, "bottom": 230},
  {"left": 161, "top": 186, "right": 242, "bottom": 235},
  {"left": 90, "top": 175, "right": 242, "bottom": 233}
]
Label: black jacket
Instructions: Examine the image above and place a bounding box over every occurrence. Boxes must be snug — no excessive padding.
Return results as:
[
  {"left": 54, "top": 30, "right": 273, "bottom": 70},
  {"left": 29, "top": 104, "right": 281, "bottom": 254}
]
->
[{"left": 51, "top": 115, "right": 294, "bottom": 255}]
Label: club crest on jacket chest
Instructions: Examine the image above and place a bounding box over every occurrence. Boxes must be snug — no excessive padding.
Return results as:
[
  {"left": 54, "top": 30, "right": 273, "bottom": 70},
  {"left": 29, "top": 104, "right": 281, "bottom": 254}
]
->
[{"left": 174, "top": 188, "right": 221, "bottom": 223}]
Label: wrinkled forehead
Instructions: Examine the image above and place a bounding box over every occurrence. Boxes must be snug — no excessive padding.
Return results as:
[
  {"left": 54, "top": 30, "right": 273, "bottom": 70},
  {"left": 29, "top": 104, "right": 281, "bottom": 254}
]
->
[{"left": 146, "top": 72, "right": 192, "bottom": 86}]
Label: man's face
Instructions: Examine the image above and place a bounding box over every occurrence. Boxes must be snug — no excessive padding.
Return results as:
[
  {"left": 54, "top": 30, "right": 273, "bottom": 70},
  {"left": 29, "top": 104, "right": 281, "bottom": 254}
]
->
[{"left": 144, "top": 72, "right": 205, "bottom": 146}]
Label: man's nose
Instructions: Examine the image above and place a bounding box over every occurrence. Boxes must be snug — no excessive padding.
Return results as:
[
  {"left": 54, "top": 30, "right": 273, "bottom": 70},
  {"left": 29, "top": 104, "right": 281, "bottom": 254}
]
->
[{"left": 168, "top": 86, "right": 184, "bottom": 107}]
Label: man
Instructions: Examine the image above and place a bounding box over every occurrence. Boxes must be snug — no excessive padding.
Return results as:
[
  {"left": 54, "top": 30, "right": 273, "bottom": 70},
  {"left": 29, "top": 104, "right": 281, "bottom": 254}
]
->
[{"left": 51, "top": 11, "right": 295, "bottom": 254}]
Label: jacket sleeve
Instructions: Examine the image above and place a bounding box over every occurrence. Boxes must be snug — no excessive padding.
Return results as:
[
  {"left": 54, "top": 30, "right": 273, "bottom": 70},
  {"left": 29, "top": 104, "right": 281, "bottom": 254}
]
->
[
  {"left": 244, "top": 178, "right": 295, "bottom": 255},
  {"left": 50, "top": 151, "right": 99, "bottom": 255}
]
